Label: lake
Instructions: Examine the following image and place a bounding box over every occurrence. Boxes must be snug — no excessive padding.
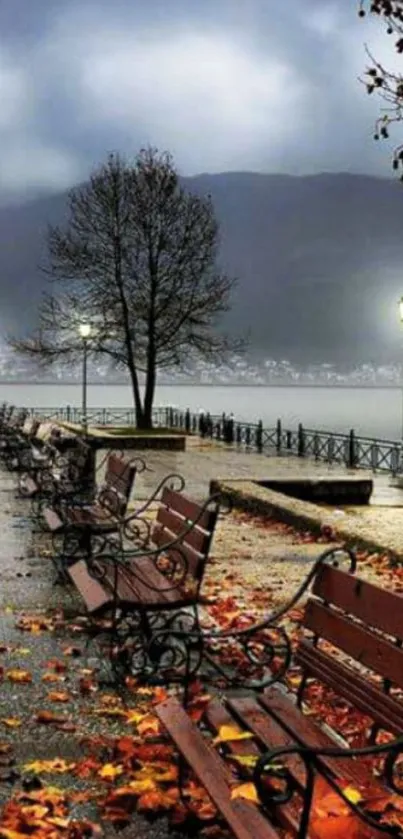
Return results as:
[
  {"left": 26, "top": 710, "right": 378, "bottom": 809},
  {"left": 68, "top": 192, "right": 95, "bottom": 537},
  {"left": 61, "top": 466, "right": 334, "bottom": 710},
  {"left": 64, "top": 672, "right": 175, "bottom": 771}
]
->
[{"left": 2, "top": 382, "right": 403, "bottom": 441}]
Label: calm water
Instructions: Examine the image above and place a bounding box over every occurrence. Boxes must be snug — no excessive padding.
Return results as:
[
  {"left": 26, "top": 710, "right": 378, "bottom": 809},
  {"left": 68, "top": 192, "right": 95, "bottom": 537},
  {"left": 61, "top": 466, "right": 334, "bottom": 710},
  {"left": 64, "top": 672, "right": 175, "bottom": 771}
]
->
[{"left": 2, "top": 382, "right": 403, "bottom": 441}]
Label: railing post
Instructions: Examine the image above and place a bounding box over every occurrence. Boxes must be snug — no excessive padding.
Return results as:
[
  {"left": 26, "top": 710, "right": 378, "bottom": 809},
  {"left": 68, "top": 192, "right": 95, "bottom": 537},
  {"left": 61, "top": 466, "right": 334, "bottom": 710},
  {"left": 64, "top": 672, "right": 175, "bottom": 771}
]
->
[
  {"left": 391, "top": 446, "right": 399, "bottom": 477},
  {"left": 102, "top": 408, "right": 106, "bottom": 426},
  {"left": 185, "top": 409, "right": 191, "bottom": 434},
  {"left": 313, "top": 434, "right": 320, "bottom": 460},
  {"left": 236, "top": 423, "right": 242, "bottom": 445},
  {"left": 276, "top": 419, "right": 282, "bottom": 452},
  {"left": 256, "top": 420, "right": 263, "bottom": 452},
  {"left": 66, "top": 405, "right": 71, "bottom": 423},
  {"left": 198, "top": 411, "right": 205, "bottom": 437},
  {"left": 169, "top": 407, "right": 174, "bottom": 428},
  {"left": 371, "top": 443, "right": 378, "bottom": 472},
  {"left": 286, "top": 430, "right": 292, "bottom": 450},
  {"left": 245, "top": 425, "right": 251, "bottom": 447},
  {"left": 327, "top": 436, "right": 334, "bottom": 463},
  {"left": 297, "top": 423, "right": 305, "bottom": 457},
  {"left": 225, "top": 414, "right": 234, "bottom": 444},
  {"left": 206, "top": 413, "right": 213, "bottom": 438},
  {"left": 348, "top": 429, "right": 356, "bottom": 468}
]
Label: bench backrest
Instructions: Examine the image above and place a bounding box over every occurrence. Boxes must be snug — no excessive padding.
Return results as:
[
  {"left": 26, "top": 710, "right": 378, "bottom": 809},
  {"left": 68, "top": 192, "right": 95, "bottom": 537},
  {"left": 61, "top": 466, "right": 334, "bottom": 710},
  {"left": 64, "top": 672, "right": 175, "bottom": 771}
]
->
[
  {"left": 152, "top": 488, "right": 219, "bottom": 586},
  {"left": 102, "top": 454, "right": 137, "bottom": 515},
  {"left": 297, "top": 564, "right": 403, "bottom": 736}
]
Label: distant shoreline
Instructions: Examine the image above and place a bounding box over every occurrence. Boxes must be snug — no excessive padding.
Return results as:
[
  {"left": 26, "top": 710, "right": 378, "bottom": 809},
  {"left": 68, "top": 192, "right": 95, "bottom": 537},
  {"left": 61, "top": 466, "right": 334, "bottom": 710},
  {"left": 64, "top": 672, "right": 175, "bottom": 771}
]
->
[{"left": 0, "top": 380, "right": 402, "bottom": 390}]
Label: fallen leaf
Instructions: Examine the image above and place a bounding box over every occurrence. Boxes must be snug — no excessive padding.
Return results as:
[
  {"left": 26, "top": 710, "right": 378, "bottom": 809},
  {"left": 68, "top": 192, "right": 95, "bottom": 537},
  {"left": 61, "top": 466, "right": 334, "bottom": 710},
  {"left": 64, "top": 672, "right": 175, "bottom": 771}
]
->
[
  {"left": 213, "top": 725, "right": 254, "bottom": 745},
  {"left": 98, "top": 763, "right": 124, "bottom": 780},
  {"left": 47, "top": 691, "right": 71, "bottom": 703},
  {"left": 231, "top": 783, "right": 260, "bottom": 803},
  {"left": 6, "top": 669, "right": 32, "bottom": 684}
]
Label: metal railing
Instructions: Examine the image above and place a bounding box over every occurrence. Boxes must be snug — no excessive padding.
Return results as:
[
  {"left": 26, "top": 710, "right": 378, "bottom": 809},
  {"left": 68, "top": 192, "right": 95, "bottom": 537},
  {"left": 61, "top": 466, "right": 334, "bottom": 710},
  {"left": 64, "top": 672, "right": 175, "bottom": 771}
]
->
[
  {"left": 26, "top": 406, "right": 138, "bottom": 426},
  {"left": 22, "top": 404, "right": 403, "bottom": 476},
  {"left": 153, "top": 406, "right": 403, "bottom": 476}
]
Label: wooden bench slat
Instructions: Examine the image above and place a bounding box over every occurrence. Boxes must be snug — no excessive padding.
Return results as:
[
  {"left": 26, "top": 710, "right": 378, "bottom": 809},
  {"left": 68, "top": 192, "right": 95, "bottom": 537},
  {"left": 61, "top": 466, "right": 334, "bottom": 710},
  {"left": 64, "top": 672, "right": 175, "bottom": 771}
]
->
[
  {"left": 155, "top": 506, "right": 211, "bottom": 554},
  {"left": 296, "top": 641, "right": 403, "bottom": 735},
  {"left": 43, "top": 509, "right": 64, "bottom": 532},
  {"left": 68, "top": 560, "right": 112, "bottom": 613},
  {"left": 156, "top": 697, "right": 280, "bottom": 839},
  {"left": 304, "top": 598, "right": 403, "bottom": 689},
  {"left": 151, "top": 525, "right": 205, "bottom": 580},
  {"left": 205, "top": 699, "right": 301, "bottom": 837},
  {"left": 261, "top": 689, "right": 376, "bottom": 786},
  {"left": 312, "top": 564, "right": 403, "bottom": 640},
  {"left": 161, "top": 487, "right": 217, "bottom": 532},
  {"left": 104, "top": 558, "right": 188, "bottom": 609},
  {"left": 260, "top": 690, "right": 389, "bottom": 838}
]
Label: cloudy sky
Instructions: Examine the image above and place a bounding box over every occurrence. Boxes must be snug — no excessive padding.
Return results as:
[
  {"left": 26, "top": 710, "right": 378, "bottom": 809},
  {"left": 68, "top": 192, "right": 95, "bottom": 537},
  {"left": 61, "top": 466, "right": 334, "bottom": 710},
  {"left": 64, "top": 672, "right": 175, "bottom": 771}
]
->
[{"left": 0, "top": 0, "right": 400, "bottom": 198}]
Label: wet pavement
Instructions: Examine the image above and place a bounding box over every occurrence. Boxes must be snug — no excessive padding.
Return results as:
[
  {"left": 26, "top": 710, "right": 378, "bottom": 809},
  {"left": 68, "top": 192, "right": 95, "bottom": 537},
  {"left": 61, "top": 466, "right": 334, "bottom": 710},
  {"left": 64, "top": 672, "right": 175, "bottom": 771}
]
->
[
  {"left": 130, "top": 435, "right": 403, "bottom": 506},
  {"left": 0, "top": 438, "right": 399, "bottom": 837}
]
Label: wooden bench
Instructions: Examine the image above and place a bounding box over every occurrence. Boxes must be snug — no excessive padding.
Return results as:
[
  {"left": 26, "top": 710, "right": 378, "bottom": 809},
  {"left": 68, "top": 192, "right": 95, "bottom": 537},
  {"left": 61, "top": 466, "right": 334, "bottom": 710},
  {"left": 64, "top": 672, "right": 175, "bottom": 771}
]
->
[
  {"left": 42, "top": 453, "right": 140, "bottom": 573},
  {"left": 155, "top": 559, "right": 403, "bottom": 839},
  {"left": 68, "top": 487, "right": 220, "bottom": 685}
]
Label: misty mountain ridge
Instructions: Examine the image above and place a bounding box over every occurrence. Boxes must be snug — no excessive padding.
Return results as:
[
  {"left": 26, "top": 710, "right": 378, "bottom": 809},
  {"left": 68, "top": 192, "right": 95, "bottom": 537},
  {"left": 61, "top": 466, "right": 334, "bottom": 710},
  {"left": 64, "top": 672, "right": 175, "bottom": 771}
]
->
[{"left": 0, "top": 170, "right": 402, "bottom": 365}]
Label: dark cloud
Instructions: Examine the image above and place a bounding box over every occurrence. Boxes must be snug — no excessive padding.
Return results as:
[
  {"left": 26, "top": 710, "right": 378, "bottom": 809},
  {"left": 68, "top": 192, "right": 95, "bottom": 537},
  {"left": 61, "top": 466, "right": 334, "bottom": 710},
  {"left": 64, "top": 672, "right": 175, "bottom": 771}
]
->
[{"left": 0, "top": 0, "right": 397, "bottom": 197}]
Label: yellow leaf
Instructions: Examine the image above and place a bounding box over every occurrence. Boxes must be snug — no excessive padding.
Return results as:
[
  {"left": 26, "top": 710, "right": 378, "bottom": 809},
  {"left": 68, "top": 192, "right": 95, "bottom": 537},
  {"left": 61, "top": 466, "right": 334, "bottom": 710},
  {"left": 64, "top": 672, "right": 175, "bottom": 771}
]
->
[
  {"left": 1, "top": 718, "right": 22, "bottom": 728},
  {"left": 125, "top": 710, "right": 146, "bottom": 725},
  {"left": 213, "top": 725, "right": 254, "bottom": 745},
  {"left": 343, "top": 785, "right": 363, "bottom": 805},
  {"left": 14, "top": 648, "right": 31, "bottom": 655},
  {"left": 137, "top": 716, "right": 161, "bottom": 736},
  {"left": 98, "top": 763, "right": 124, "bottom": 780},
  {"left": 23, "top": 759, "right": 75, "bottom": 774},
  {"left": 92, "top": 707, "right": 126, "bottom": 717},
  {"left": 231, "top": 754, "right": 258, "bottom": 769},
  {"left": 231, "top": 782, "right": 260, "bottom": 804},
  {"left": 0, "top": 829, "right": 31, "bottom": 839},
  {"left": 127, "top": 779, "right": 157, "bottom": 795},
  {"left": 6, "top": 669, "right": 32, "bottom": 683}
]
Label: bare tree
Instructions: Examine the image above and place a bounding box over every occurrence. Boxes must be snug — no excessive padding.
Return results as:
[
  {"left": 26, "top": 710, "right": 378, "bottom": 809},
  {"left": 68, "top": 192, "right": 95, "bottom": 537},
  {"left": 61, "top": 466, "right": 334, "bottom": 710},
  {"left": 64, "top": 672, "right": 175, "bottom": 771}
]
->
[
  {"left": 359, "top": 1, "right": 403, "bottom": 174},
  {"left": 12, "top": 148, "right": 239, "bottom": 428}
]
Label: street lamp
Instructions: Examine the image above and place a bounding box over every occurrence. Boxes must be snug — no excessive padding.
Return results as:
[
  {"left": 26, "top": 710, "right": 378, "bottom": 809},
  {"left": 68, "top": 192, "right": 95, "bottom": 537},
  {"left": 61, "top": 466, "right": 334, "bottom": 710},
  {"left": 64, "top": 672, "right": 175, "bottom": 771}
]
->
[{"left": 78, "top": 322, "right": 91, "bottom": 435}]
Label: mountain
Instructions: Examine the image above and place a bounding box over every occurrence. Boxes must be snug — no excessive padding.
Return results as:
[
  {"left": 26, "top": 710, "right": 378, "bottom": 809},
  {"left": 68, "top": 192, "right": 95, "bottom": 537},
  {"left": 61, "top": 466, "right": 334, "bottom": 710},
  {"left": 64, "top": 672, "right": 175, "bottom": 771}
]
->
[{"left": 1, "top": 171, "right": 403, "bottom": 365}]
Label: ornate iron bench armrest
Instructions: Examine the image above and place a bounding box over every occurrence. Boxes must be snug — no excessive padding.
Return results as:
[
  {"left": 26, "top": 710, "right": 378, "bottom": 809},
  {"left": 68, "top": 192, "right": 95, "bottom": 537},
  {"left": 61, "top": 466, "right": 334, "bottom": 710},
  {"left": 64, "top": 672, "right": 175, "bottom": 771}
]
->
[
  {"left": 146, "top": 547, "right": 356, "bottom": 691},
  {"left": 254, "top": 734, "right": 403, "bottom": 837}
]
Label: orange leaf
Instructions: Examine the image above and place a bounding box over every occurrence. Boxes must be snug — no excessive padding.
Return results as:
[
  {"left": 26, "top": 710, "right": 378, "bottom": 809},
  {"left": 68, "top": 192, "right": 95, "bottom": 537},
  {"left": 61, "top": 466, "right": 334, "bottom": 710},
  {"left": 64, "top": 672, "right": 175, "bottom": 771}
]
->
[
  {"left": 6, "top": 669, "right": 32, "bottom": 684},
  {"left": 47, "top": 691, "right": 71, "bottom": 703},
  {"left": 41, "top": 673, "right": 65, "bottom": 683},
  {"left": 1, "top": 718, "right": 22, "bottom": 728},
  {"left": 34, "top": 710, "right": 66, "bottom": 725}
]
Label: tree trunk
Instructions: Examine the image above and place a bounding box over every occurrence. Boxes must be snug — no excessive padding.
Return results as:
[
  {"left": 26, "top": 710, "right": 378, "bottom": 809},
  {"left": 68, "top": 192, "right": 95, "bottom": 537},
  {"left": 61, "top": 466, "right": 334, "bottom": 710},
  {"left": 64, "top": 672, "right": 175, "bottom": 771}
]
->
[{"left": 142, "top": 358, "right": 156, "bottom": 429}]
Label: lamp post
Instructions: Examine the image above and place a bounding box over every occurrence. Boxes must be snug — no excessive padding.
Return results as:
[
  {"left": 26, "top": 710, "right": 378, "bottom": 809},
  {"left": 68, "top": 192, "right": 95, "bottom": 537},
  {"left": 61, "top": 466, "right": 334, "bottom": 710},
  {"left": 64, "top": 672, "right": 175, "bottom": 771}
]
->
[
  {"left": 399, "top": 299, "right": 403, "bottom": 441},
  {"left": 78, "top": 322, "right": 91, "bottom": 435}
]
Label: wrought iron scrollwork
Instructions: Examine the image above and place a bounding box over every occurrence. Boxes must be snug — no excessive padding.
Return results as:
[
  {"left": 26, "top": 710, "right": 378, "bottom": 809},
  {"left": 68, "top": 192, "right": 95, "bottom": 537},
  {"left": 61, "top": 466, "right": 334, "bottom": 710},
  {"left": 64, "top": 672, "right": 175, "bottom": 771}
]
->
[
  {"left": 144, "top": 547, "right": 356, "bottom": 691},
  {"left": 254, "top": 735, "right": 403, "bottom": 839}
]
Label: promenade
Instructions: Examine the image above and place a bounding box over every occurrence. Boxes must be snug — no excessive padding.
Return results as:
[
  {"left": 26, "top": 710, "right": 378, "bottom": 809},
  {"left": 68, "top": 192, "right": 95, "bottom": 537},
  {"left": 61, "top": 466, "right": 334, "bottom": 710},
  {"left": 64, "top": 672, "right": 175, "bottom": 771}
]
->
[{"left": 0, "top": 439, "right": 398, "bottom": 836}]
